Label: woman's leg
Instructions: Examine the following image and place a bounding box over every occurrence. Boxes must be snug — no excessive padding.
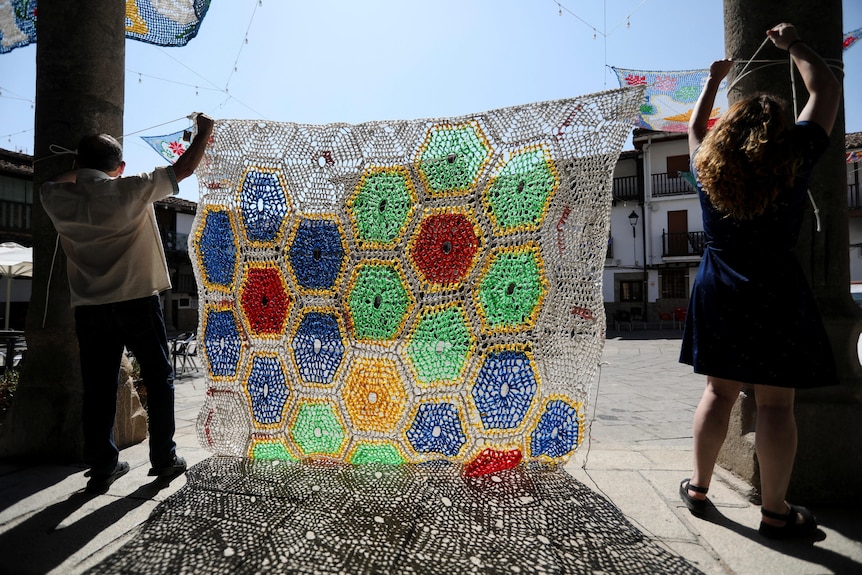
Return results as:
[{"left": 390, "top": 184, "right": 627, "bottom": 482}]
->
[
  {"left": 688, "top": 376, "right": 743, "bottom": 498},
  {"left": 753, "top": 384, "right": 800, "bottom": 525}
]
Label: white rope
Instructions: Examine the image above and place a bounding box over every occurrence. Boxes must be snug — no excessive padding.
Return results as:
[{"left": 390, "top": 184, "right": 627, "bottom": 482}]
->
[
  {"left": 786, "top": 45, "right": 824, "bottom": 232},
  {"left": 728, "top": 35, "right": 827, "bottom": 233},
  {"left": 726, "top": 36, "right": 772, "bottom": 93},
  {"left": 581, "top": 359, "right": 605, "bottom": 471},
  {"left": 42, "top": 234, "right": 60, "bottom": 329}
]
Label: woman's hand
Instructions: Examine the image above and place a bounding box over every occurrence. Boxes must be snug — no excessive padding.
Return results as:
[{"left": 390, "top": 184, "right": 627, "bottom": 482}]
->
[
  {"left": 708, "top": 59, "right": 733, "bottom": 81},
  {"left": 766, "top": 23, "right": 799, "bottom": 51}
]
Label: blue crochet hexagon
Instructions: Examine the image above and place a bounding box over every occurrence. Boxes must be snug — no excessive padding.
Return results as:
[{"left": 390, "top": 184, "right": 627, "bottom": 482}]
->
[
  {"left": 530, "top": 399, "right": 580, "bottom": 459},
  {"left": 203, "top": 308, "right": 243, "bottom": 378},
  {"left": 406, "top": 401, "right": 466, "bottom": 457},
  {"left": 288, "top": 218, "right": 345, "bottom": 292},
  {"left": 198, "top": 210, "right": 237, "bottom": 288},
  {"left": 472, "top": 349, "right": 537, "bottom": 430},
  {"left": 292, "top": 311, "right": 345, "bottom": 385},
  {"left": 245, "top": 355, "right": 290, "bottom": 426},
  {"left": 239, "top": 169, "right": 289, "bottom": 244}
]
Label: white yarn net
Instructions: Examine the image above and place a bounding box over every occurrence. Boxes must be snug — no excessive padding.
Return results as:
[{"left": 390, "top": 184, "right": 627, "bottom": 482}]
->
[{"left": 190, "top": 87, "right": 645, "bottom": 471}]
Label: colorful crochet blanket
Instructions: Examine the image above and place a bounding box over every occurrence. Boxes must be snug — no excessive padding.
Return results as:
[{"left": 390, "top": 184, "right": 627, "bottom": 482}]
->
[{"left": 191, "top": 87, "right": 644, "bottom": 472}]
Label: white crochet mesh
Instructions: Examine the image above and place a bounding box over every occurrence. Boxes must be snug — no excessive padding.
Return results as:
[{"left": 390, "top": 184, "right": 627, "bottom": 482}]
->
[{"left": 191, "top": 87, "right": 644, "bottom": 471}]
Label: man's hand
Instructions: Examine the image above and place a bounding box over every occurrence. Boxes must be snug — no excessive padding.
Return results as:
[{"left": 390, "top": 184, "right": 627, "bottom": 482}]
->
[
  {"left": 173, "top": 113, "right": 215, "bottom": 182},
  {"left": 194, "top": 113, "right": 214, "bottom": 136}
]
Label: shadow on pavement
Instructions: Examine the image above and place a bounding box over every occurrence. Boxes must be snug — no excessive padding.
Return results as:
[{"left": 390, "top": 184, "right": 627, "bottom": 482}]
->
[
  {"left": 87, "top": 456, "right": 706, "bottom": 575},
  {"left": 700, "top": 507, "right": 862, "bottom": 575},
  {"left": 0, "top": 465, "right": 81, "bottom": 514},
  {"left": 0, "top": 479, "right": 165, "bottom": 574}
]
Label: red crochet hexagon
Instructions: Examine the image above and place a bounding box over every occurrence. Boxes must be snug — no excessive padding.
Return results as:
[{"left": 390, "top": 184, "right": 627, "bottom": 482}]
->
[
  {"left": 463, "top": 447, "right": 523, "bottom": 477},
  {"left": 240, "top": 265, "right": 291, "bottom": 335},
  {"left": 410, "top": 212, "right": 479, "bottom": 285}
]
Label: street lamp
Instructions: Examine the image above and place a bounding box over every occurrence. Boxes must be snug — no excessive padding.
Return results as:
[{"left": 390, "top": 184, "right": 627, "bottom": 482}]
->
[
  {"left": 628, "top": 209, "right": 647, "bottom": 325},
  {"left": 628, "top": 211, "right": 639, "bottom": 263}
]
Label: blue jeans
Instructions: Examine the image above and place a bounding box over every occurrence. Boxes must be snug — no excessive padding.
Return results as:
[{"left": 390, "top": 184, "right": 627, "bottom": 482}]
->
[{"left": 75, "top": 295, "right": 177, "bottom": 474}]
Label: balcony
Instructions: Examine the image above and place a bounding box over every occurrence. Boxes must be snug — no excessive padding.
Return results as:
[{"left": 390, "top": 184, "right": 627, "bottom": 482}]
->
[
  {"left": 0, "top": 200, "right": 31, "bottom": 235},
  {"left": 662, "top": 230, "right": 706, "bottom": 258},
  {"left": 651, "top": 172, "right": 696, "bottom": 198},
  {"left": 850, "top": 182, "right": 861, "bottom": 211},
  {"left": 612, "top": 175, "right": 641, "bottom": 202}
]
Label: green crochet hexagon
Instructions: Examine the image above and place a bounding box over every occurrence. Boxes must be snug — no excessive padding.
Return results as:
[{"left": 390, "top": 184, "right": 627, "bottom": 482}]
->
[
  {"left": 417, "top": 123, "right": 491, "bottom": 196},
  {"left": 475, "top": 245, "right": 547, "bottom": 332},
  {"left": 349, "top": 442, "right": 407, "bottom": 465},
  {"left": 289, "top": 402, "right": 347, "bottom": 457},
  {"left": 485, "top": 147, "right": 558, "bottom": 233},
  {"left": 346, "top": 261, "right": 414, "bottom": 341},
  {"left": 251, "top": 439, "right": 296, "bottom": 461},
  {"left": 348, "top": 166, "right": 416, "bottom": 248},
  {"left": 406, "top": 304, "right": 475, "bottom": 386}
]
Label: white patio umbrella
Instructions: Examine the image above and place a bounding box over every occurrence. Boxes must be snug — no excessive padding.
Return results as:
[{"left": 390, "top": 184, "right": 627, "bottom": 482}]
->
[{"left": 0, "top": 242, "right": 33, "bottom": 330}]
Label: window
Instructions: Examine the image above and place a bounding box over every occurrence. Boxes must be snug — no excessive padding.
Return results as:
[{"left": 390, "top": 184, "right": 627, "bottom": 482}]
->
[
  {"left": 619, "top": 280, "right": 643, "bottom": 302},
  {"left": 660, "top": 269, "right": 688, "bottom": 299},
  {"left": 666, "top": 154, "right": 690, "bottom": 178}
]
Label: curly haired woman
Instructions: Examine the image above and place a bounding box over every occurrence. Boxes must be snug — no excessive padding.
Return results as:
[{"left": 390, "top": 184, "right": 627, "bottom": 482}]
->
[{"left": 678, "top": 23, "right": 841, "bottom": 539}]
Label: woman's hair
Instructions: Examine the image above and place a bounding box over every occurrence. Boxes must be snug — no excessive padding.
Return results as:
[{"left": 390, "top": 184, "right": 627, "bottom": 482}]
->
[
  {"left": 76, "top": 134, "right": 123, "bottom": 172},
  {"left": 693, "top": 94, "right": 802, "bottom": 220}
]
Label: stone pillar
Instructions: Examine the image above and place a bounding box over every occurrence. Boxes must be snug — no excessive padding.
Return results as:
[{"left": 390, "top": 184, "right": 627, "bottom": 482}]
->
[
  {"left": 719, "top": 0, "right": 862, "bottom": 502},
  {"left": 0, "top": 0, "right": 126, "bottom": 461}
]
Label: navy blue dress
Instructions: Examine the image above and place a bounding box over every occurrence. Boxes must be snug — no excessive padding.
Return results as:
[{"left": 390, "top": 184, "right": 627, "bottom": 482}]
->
[{"left": 679, "top": 122, "right": 838, "bottom": 388}]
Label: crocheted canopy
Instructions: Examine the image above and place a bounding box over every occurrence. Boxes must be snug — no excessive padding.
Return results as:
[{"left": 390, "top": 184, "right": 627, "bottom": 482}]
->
[
  {"left": 0, "top": 0, "right": 210, "bottom": 53},
  {"left": 612, "top": 67, "right": 728, "bottom": 132},
  {"left": 191, "top": 87, "right": 644, "bottom": 472}
]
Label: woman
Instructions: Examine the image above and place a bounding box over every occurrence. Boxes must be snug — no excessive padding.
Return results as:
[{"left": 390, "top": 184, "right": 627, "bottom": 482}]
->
[{"left": 678, "top": 23, "right": 840, "bottom": 539}]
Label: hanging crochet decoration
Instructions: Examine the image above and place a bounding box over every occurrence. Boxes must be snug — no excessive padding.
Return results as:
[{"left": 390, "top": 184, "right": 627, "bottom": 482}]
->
[
  {"left": 142, "top": 128, "right": 192, "bottom": 164},
  {"left": 612, "top": 67, "right": 729, "bottom": 133},
  {"left": 191, "top": 87, "right": 645, "bottom": 473},
  {"left": 845, "top": 27, "right": 862, "bottom": 52},
  {"left": 0, "top": 0, "right": 211, "bottom": 54}
]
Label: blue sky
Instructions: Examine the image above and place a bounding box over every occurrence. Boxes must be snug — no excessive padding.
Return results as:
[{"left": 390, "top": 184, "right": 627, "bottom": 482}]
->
[{"left": 1, "top": 0, "right": 859, "bottom": 200}]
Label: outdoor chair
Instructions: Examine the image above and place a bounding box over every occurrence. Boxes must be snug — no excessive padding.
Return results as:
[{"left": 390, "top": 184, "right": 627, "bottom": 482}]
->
[
  {"left": 673, "top": 307, "right": 688, "bottom": 330},
  {"left": 630, "top": 307, "right": 647, "bottom": 329},
  {"left": 172, "top": 332, "right": 199, "bottom": 376},
  {"left": 613, "top": 309, "right": 632, "bottom": 331},
  {"left": 658, "top": 311, "right": 674, "bottom": 329}
]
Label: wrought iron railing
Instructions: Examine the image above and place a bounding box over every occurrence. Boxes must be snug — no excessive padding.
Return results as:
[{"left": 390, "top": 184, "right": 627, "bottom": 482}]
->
[
  {"left": 0, "top": 201, "right": 31, "bottom": 234},
  {"left": 651, "top": 172, "right": 696, "bottom": 197},
  {"left": 612, "top": 175, "right": 641, "bottom": 202},
  {"left": 662, "top": 230, "right": 706, "bottom": 257}
]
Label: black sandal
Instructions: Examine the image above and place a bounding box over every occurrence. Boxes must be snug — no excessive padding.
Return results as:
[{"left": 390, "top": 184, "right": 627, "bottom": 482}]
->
[
  {"left": 679, "top": 478, "right": 709, "bottom": 517},
  {"left": 759, "top": 503, "right": 818, "bottom": 539}
]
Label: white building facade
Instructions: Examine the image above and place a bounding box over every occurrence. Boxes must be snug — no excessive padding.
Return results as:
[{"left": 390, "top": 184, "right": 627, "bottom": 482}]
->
[{"left": 605, "top": 130, "right": 862, "bottom": 328}]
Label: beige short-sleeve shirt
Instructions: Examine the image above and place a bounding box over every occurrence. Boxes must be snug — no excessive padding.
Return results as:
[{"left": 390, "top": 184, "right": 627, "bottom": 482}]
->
[{"left": 41, "top": 167, "right": 179, "bottom": 307}]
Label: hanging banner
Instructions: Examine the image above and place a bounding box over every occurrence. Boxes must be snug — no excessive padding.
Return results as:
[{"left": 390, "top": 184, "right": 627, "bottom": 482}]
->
[
  {"left": 0, "top": 0, "right": 211, "bottom": 54},
  {"left": 142, "top": 128, "right": 192, "bottom": 164},
  {"left": 845, "top": 27, "right": 862, "bottom": 52},
  {"left": 612, "top": 67, "right": 728, "bottom": 133}
]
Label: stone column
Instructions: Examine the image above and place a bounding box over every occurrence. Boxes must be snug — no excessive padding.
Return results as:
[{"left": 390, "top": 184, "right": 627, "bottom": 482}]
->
[
  {"left": 719, "top": 0, "right": 862, "bottom": 502},
  {"left": 0, "top": 0, "right": 126, "bottom": 460}
]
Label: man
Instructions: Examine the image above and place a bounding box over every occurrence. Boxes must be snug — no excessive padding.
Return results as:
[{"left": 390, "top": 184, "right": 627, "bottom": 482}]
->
[{"left": 41, "top": 113, "right": 214, "bottom": 493}]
